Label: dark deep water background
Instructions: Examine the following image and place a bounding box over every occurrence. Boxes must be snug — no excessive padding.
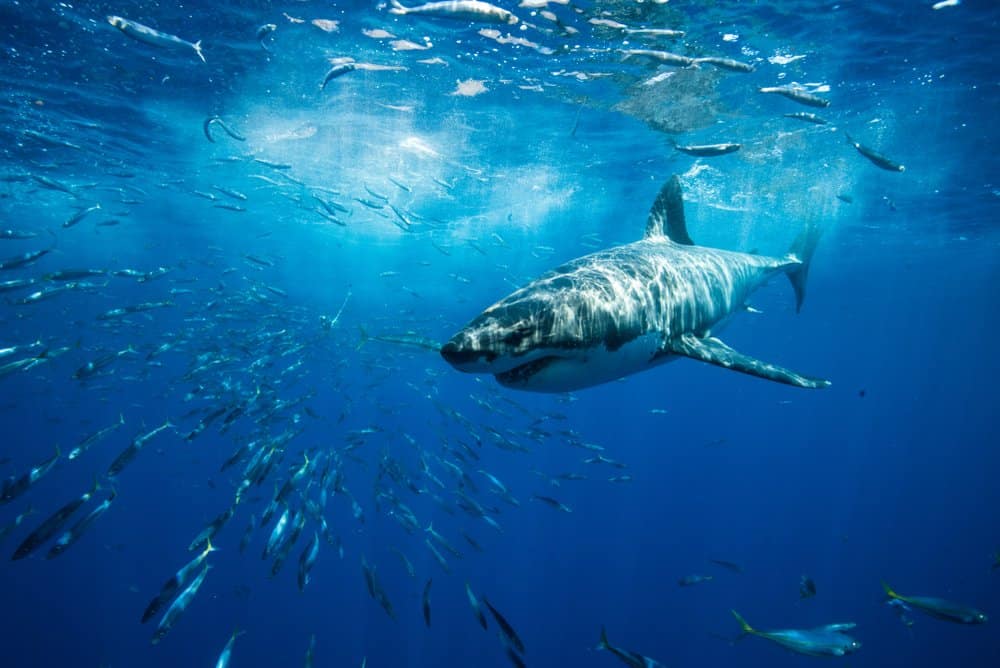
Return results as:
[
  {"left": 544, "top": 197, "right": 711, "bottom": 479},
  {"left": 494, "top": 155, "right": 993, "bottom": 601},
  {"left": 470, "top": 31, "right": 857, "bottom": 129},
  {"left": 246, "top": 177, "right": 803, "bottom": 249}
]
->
[{"left": 0, "top": 1, "right": 998, "bottom": 666}]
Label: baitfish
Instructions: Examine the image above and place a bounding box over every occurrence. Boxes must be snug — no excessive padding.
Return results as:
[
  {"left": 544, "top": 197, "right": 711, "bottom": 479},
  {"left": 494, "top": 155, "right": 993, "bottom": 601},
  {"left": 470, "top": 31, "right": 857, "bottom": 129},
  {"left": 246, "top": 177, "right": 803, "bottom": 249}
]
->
[{"left": 107, "top": 15, "right": 205, "bottom": 63}]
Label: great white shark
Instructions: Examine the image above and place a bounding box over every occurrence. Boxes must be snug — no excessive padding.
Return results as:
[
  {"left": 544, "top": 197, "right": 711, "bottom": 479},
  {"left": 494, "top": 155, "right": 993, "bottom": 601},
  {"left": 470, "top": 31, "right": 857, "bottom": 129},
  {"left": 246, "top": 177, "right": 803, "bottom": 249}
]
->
[{"left": 440, "top": 175, "right": 830, "bottom": 392}]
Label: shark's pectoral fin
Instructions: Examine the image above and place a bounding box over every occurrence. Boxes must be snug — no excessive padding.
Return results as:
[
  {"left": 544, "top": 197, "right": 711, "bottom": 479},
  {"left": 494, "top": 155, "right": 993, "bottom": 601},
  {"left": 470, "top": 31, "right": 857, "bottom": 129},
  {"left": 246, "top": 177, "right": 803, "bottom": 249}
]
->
[{"left": 667, "top": 334, "right": 831, "bottom": 389}]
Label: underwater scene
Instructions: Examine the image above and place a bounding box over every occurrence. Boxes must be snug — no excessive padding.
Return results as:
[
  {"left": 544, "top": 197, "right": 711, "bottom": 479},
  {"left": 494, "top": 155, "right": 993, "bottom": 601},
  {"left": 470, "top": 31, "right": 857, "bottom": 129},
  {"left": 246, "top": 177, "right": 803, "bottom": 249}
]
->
[{"left": 0, "top": 1, "right": 998, "bottom": 666}]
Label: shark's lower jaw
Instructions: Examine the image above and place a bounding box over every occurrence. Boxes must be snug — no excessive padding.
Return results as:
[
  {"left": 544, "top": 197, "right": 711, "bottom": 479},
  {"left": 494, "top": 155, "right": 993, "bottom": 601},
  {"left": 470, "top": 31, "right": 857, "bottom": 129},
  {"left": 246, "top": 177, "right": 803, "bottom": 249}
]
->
[{"left": 494, "top": 355, "right": 561, "bottom": 387}]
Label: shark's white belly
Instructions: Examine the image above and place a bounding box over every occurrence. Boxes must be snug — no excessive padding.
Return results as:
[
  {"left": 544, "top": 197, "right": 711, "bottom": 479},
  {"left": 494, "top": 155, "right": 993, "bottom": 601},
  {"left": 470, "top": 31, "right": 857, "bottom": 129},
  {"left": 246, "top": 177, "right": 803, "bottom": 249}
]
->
[{"left": 496, "top": 332, "right": 675, "bottom": 392}]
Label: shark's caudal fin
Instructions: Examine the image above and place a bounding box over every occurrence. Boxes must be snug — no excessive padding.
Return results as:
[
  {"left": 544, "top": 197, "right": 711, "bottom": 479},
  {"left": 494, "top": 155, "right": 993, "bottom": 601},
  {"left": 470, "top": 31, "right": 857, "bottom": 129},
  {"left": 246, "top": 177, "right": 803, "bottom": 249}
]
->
[
  {"left": 668, "top": 334, "right": 831, "bottom": 389},
  {"left": 645, "top": 175, "right": 694, "bottom": 244},
  {"left": 786, "top": 222, "right": 822, "bottom": 313}
]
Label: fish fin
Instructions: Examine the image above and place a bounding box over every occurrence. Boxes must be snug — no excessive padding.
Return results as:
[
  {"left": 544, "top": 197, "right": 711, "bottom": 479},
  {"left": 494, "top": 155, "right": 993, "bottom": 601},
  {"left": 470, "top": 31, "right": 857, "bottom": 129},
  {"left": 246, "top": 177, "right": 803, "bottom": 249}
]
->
[
  {"left": 193, "top": 40, "right": 206, "bottom": 63},
  {"left": 881, "top": 580, "right": 900, "bottom": 600},
  {"left": 357, "top": 325, "right": 369, "bottom": 350},
  {"left": 821, "top": 623, "right": 856, "bottom": 632},
  {"left": 597, "top": 625, "right": 611, "bottom": 651},
  {"left": 731, "top": 610, "right": 755, "bottom": 635},
  {"left": 389, "top": 0, "right": 408, "bottom": 14},
  {"left": 785, "top": 221, "right": 822, "bottom": 312},
  {"left": 645, "top": 175, "right": 693, "bottom": 244},
  {"left": 667, "top": 334, "right": 831, "bottom": 388}
]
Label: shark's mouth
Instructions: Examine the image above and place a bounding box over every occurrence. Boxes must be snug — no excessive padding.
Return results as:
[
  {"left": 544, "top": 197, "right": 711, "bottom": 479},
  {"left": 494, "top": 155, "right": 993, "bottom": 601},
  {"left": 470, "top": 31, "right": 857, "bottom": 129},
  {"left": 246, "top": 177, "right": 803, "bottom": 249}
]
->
[{"left": 494, "top": 355, "right": 560, "bottom": 386}]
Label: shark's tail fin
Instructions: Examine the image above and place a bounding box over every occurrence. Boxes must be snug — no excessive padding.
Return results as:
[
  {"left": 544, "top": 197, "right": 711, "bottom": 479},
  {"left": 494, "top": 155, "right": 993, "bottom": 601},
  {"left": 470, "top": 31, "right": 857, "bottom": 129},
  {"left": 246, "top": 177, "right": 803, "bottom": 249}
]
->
[
  {"left": 785, "top": 222, "right": 823, "bottom": 313},
  {"left": 881, "top": 580, "right": 900, "bottom": 600},
  {"left": 731, "top": 610, "right": 756, "bottom": 636}
]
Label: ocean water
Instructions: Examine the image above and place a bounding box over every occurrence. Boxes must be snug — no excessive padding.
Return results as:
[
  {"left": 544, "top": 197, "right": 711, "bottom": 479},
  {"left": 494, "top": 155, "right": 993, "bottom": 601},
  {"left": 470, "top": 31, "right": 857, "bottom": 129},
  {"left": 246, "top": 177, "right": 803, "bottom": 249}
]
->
[{"left": 1, "top": 1, "right": 998, "bottom": 666}]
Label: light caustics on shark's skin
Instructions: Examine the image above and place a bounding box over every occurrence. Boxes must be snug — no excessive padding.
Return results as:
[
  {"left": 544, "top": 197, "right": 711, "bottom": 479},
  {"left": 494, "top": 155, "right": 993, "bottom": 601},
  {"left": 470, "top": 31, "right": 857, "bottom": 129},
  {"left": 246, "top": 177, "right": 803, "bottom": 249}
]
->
[{"left": 441, "top": 175, "right": 830, "bottom": 393}]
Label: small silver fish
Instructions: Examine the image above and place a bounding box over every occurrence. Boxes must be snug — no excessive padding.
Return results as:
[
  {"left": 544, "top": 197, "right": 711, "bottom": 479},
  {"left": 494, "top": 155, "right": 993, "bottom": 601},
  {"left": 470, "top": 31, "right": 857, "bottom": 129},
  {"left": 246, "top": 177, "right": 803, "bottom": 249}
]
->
[
  {"left": 759, "top": 86, "right": 830, "bottom": 108},
  {"left": 389, "top": 0, "right": 518, "bottom": 25},
  {"left": 673, "top": 142, "right": 741, "bottom": 157},
  {"left": 107, "top": 15, "right": 205, "bottom": 63}
]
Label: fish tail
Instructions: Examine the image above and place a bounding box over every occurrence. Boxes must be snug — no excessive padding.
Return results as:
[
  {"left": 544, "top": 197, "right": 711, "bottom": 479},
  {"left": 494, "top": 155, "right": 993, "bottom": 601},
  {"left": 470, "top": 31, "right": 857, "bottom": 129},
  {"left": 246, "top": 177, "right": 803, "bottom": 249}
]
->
[
  {"left": 881, "top": 580, "right": 900, "bottom": 600},
  {"left": 356, "top": 325, "right": 369, "bottom": 350},
  {"left": 389, "top": 0, "right": 407, "bottom": 13},
  {"left": 731, "top": 609, "right": 755, "bottom": 635},
  {"left": 193, "top": 40, "right": 206, "bottom": 63},
  {"left": 597, "top": 625, "right": 611, "bottom": 651},
  {"left": 784, "top": 220, "right": 823, "bottom": 313}
]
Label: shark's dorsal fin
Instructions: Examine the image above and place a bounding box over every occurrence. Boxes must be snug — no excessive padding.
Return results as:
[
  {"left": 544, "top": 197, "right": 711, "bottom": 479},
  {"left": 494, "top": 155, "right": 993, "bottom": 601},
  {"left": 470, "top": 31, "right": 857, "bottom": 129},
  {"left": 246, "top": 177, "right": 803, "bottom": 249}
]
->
[{"left": 645, "top": 175, "right": 693, "bottom": 244}]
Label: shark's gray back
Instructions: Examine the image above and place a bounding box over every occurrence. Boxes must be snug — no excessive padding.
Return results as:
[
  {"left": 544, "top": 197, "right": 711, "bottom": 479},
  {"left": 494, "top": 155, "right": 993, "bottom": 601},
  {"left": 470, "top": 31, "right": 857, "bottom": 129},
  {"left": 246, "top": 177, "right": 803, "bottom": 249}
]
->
[{"left": 508, "top": 239, "right": 791, "bottom": 351}]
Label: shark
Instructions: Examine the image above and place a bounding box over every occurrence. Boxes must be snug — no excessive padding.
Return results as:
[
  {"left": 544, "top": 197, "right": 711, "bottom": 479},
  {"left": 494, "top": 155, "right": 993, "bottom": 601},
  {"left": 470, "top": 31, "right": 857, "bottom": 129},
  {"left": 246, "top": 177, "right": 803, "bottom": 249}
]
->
[{"left": 440, "top": 175, "right": 830, "bottom": 392}]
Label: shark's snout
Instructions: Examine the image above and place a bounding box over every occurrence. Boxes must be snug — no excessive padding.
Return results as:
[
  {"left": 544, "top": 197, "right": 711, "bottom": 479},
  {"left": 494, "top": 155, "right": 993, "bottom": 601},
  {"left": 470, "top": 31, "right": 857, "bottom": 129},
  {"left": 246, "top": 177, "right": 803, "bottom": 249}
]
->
[
  {"left": 439, "top": 340, "right": 469, "bottom": 366},
  {"left": 440, "top": 338, "right": 495, "bottom": 370}
]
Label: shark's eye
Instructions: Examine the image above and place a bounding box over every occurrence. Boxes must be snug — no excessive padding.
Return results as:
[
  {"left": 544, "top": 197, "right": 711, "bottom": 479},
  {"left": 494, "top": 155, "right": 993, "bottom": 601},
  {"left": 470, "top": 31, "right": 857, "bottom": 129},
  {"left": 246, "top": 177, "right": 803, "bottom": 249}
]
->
[{"left": 502, "top": 326, "right": 532, "bottom": 347}]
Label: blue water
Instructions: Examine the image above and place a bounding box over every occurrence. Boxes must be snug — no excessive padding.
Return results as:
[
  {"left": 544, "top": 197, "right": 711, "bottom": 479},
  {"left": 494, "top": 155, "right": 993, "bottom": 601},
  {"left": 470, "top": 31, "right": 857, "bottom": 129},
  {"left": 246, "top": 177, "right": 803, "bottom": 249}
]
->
[{"left": 1, "top": 1, "right": 998, "bottom": 666}]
